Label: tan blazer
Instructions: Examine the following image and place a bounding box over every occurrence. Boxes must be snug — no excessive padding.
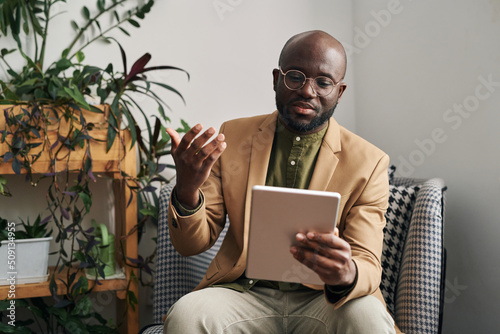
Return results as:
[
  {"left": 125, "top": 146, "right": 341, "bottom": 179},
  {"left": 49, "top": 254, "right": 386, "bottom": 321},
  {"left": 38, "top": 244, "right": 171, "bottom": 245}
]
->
[{"left": 168, "top": 111, "right": 390, "bottom": 310}]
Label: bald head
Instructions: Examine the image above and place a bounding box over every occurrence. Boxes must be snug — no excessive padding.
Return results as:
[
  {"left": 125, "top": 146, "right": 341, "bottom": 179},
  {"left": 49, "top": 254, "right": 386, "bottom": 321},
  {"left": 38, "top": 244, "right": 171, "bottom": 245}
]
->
[{"left": 278, "top": 30, "right": 347, "bottom": 81}]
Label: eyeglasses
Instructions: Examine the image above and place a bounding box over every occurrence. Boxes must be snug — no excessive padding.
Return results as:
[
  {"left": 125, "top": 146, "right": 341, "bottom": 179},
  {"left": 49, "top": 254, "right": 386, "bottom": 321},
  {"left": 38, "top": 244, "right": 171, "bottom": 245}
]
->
[{"left": 279, "top": 67, "right": 341, "bottom": 97}]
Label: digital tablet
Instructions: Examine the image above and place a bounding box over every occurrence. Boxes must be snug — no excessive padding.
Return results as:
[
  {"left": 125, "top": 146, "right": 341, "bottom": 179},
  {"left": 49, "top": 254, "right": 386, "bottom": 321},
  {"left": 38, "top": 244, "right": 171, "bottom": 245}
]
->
[{"left": 246, "top": 185, "right": 341, "bottom": 285}]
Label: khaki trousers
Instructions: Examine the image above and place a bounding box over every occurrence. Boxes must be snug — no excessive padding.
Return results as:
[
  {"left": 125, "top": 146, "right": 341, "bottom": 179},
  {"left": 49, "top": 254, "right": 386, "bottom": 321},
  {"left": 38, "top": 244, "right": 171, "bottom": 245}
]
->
[{"left": 164, "top": 286, "right": 395, "bottom": 334}]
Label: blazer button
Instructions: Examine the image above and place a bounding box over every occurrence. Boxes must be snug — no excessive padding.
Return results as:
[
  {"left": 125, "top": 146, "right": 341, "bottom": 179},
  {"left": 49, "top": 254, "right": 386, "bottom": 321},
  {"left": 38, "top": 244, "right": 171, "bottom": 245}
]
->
[{"left": 172, "top": 220, "right": 178, "bottom": 228}]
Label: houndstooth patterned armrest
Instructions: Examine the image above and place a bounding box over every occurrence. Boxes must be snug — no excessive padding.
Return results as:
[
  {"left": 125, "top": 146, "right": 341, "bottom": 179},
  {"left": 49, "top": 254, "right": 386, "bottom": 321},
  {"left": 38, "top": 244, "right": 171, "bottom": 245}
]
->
[
  {"left": 139, "top": 324, "right": 163, "bottom": 334},
  {"left": 392, "top": 177, "right": 446, "bottom": 334},
  {"left": 152, "top": 182, "right": 228, "bottom": 324}
]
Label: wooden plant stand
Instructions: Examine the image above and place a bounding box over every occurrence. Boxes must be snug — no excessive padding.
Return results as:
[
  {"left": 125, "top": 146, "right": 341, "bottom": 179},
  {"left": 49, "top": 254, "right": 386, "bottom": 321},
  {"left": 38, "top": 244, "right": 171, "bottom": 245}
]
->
[{"left": 0, "top": 105, "right": 139, "bottom": 334}]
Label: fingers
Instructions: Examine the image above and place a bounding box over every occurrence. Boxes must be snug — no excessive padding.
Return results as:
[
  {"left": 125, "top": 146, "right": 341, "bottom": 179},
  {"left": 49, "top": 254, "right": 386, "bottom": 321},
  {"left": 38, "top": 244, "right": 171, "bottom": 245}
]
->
[
  {"left": 166, "top": 124, "right": 226, "bottom": 158},
  {"left": 175, "top": 124, "right": 204, "bottom": 153},
  {"left": 304, "top": 231, "right": 342, "bottom": 249},
  {"left": 290, "top": 246, "right": 331, "bottom": 270},
  {"left": 291, "top": 231, "right": 351, "bottom": 268},
  {"left": 199, "top": 134, "right": 227, "bottom": 169},
  {"left": 188, "top": 128, "right": 223, "bottom": 156},
  {"left": 165, "top": 127, "right": 182, "bottom": 153}
]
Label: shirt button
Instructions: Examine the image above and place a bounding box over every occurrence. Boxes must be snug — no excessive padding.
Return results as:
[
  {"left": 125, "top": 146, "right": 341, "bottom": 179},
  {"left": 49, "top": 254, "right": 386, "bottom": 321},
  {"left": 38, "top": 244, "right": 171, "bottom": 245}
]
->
[
  {"left": 295, "top": 136, "right": 301, "bottom": 142},
  {"left": 249, "top": 280, "right": 254, "bottom": 284},
  {"left": 290, "top": 161, "right": 296, "bottom": 166}
]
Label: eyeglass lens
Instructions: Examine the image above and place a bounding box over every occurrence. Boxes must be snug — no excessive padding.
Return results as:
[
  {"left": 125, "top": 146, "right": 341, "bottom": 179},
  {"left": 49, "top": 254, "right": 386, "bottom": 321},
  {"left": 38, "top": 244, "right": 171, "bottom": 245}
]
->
[{"left": 283, "top": 70, "right": 335, "bottom": 96}]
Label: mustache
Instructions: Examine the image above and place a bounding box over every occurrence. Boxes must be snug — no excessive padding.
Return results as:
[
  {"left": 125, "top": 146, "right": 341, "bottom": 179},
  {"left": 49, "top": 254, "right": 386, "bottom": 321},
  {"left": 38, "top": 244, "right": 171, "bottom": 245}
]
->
[{"left": 290, "top": 99, "right": 317, "bottom": 111}]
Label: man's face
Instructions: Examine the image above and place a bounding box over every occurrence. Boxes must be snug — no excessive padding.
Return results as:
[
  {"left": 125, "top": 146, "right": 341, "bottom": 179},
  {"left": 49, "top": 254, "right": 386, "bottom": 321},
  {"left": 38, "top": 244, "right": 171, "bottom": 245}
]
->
[{"left": 273, "top": 39, "right": 346, "bottom": 134}]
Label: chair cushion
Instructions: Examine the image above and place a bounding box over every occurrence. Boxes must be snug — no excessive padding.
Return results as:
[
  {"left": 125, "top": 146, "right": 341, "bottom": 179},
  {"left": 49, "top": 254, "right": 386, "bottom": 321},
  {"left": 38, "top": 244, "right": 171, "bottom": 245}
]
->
[{"left": 381, "top": 184, "right": 419, "bottom": 315}]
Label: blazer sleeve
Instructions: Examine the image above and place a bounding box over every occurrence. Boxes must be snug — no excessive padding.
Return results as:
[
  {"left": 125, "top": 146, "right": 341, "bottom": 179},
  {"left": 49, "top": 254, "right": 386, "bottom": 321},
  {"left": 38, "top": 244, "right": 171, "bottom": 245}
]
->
[
  {"left": 167, "top": 123, "right": 228, "bottom": 257},
  {"left": 329, "top": 153, "right": 390, "bottom": 309}
]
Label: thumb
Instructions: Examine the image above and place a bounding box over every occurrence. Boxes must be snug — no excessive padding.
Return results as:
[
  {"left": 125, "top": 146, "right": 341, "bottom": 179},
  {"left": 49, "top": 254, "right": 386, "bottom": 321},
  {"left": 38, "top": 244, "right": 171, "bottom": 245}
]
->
[
  {"left": 166, "top": 127, "right": 181, "bottom": 153},
  {"left": 334, "top": 227, "right": 339, "bottom": 237}
]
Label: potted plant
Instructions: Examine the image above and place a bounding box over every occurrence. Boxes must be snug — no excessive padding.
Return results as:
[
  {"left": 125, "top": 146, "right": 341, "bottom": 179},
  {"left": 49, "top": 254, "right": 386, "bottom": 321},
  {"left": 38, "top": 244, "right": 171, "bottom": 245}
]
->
[
  {"left": 0, "top": 215, "right": 53, "bottom": 285},
  {"left": 0, "top": 0, "right": 188, "bottom": 332}
]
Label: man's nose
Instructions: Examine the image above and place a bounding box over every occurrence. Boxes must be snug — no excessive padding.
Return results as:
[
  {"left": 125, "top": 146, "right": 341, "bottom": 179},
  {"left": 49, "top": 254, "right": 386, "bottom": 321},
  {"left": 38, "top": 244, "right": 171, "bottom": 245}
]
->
[{"left": 297, "top": 78, "right": 318, "bottom": 98}]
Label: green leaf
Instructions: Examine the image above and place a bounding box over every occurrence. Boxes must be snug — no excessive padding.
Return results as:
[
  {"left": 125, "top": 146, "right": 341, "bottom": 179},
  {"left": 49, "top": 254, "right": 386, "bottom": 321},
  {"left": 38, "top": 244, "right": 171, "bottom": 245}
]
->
[
  {"left": 120, "top": 102, "right": 137, "bottom": 149},
  {"left": 150, "top": 81, "right": 186, "bottom": 104},
  {"left": 178, "top": 119, "right": 191, "bottom": 133},
  {"left": 128, "top": 19, "right": 140, "bottom": 28},
  {"left": 107, "top": 98, "right": 120, "bottom": 151},
  {"left": 22, "top": 21, "right": 29, "bottom": 34},
  {"left": 72, "top": 296, "right": 92, "bottom": 316},
  {"left": 18, "top": 77, "right": 38, "bottom": 87},
  {"left": 139, "top": 208, "right": 156, "bottom": 217},
  {"left": 1, "top": 48, "right": 16, "bottom": 56},
  {"left": 82, "top": 6, "right": 90, "bottom": 20},
  {"left": 94, "top": 19, "right": 101, "bottom": 32},
  {"left": 76, "top": 50, "right": 85, "bottom": 63},
  {"left": 55, "top": 58, "right": 73, "bottom": 71},
  {"left": 127, "top": 290, "right": 138, "bottom": 311},
  {"left": 11, "top": 158, "right": 21, "bottom": 174},
  {"left": 78, "top": 192, "right": 92, "bottom": 213},
  {"left": 118, "top": 27, "right": 130, "bottom": 36},
  {"left": 62, "top": 86, "right": 91, "bottom": 110},
  {"left": 74, "top": 251, "right": 86, "bottom": 262},
  {"left": 97, "top": 0, "right": 105, "bottom": 12},
  {"left": 77, "top": 275, "right": 89, "bottom": 294},
  {"left": 61, "top": 48, "right": 70, "bottom": 59},
  {"left": 71, "top": 20, "right": 79, "bottom": 31},
  {"left": 0, "top": 176, "right": 8, "bottom": 196}
]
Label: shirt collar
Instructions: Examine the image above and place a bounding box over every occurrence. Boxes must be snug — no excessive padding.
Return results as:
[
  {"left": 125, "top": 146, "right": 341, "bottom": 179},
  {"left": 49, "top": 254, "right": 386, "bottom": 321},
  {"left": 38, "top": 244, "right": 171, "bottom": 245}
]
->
[{"left": 276, "top": 119, "right": 329, "bottom": 143}]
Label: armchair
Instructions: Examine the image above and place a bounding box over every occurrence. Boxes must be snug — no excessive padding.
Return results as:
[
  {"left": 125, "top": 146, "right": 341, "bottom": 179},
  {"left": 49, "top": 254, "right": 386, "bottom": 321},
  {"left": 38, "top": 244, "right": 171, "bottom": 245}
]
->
[{"left": 141, "top": 175, "right": 446, "bottom": 334}]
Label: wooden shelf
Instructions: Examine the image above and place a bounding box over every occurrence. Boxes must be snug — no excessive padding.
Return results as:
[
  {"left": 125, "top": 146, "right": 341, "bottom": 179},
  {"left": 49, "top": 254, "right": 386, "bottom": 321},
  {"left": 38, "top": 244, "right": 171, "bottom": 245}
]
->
[
  {"left": 0, "top": 105, "right": 138, "bottom": 334},
  {"left": 0, "top": 266, "right": 128, "bottom": 300}
]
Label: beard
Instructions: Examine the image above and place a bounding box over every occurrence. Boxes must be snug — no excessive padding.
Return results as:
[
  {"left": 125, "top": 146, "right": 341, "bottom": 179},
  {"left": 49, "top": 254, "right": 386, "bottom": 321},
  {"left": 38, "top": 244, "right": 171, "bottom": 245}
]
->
[{"left": 276, "top": 99, "right": 337, "bottom": 133}]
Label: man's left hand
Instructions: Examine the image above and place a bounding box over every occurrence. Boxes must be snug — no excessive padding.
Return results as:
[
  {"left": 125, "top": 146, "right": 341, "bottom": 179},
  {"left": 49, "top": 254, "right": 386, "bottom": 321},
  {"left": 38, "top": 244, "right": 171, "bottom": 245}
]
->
[{"left": 290, "top": 227, "right": 357, "bottom": 287}]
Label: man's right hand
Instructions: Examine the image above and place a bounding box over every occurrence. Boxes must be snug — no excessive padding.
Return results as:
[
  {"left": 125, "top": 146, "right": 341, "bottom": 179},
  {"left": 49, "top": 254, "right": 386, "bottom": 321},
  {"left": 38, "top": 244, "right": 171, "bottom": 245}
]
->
[{"left": 166, "top": 124, "right": 226, "bottom": 209}]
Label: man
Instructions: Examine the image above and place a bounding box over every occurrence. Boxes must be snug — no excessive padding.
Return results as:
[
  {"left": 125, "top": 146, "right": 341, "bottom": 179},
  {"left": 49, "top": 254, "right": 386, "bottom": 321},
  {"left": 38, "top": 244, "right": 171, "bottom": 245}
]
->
[{"left": 164, "top": 30, "right": 397, "bottom": 333}]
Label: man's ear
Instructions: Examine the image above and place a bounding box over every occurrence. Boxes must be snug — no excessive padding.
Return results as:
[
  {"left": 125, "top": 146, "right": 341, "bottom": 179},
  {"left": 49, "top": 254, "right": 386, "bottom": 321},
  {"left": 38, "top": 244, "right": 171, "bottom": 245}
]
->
[
  {"left": 272, "top": 68, "right": 279, "bottom": 92},
  {"left": 337, "top": 83, "right": 347, "bottom": 101}
]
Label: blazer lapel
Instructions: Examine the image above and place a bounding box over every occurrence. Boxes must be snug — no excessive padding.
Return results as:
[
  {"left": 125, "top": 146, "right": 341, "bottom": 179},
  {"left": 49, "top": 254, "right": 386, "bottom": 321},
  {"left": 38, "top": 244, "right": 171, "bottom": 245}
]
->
[
  {"left": 242, "top": 112, "right": 277, "bottom": 257},
  {"left": 246, "top": 112, "right": 277, "bottom": 189},
  {"left": 308, "top": 117, "right": 341, "bottom": 191}
]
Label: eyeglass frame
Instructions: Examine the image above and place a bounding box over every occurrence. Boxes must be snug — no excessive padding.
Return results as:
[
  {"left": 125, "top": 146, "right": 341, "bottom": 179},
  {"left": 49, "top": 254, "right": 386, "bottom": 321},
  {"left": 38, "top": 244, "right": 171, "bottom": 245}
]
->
[{"left": 278, "top": 67, "right": 342, "bottom": 97}]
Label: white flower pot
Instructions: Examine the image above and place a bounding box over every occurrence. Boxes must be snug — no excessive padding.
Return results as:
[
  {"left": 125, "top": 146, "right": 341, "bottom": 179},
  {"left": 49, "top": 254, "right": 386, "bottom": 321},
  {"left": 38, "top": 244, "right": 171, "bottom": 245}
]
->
[{"left": 0, "top": 237, "right": 52, "bottom": 285}]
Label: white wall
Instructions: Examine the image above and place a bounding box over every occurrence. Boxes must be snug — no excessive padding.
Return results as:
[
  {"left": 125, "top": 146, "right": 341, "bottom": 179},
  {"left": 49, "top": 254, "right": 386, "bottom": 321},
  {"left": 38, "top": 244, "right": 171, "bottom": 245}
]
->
[{"left": 353, "top": 0, "right": 500, "bottom": 332}]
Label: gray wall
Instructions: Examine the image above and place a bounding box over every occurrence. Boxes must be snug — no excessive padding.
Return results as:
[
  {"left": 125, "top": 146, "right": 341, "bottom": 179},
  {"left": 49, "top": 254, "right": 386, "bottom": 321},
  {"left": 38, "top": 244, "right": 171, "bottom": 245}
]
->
[{"left": 352, "top": 1, "right": 500, "bottom": 332}]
